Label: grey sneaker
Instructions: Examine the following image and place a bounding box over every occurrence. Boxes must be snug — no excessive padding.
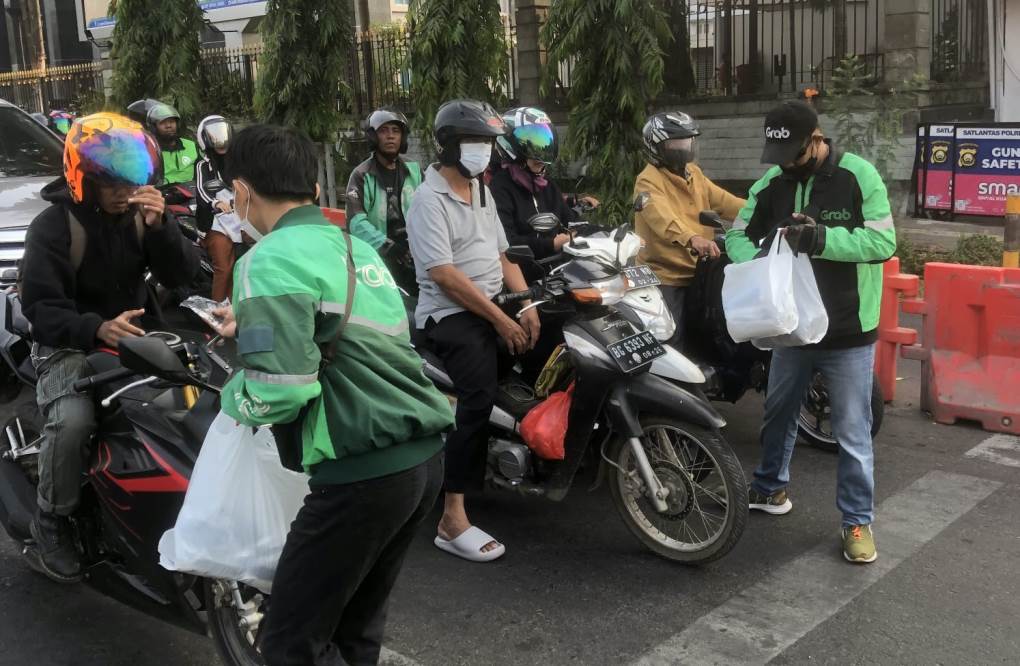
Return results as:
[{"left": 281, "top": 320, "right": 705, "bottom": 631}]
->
[{"left": 748, "top": 488, "right": 793, "bottom": 515}]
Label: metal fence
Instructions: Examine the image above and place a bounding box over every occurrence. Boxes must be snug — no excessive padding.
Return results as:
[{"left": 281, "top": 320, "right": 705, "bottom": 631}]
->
[
  {"left": 686, "top": 0, "right": 884, "bottom": 97},
  {"left": 0, "top": 63, "right": 104, "bottom": 114},
  {"left": 930, "top": 0, "right": 987, "bottom": 83},
  {"left": 199, "top": 24, "right": 519, "bottom": 121}
]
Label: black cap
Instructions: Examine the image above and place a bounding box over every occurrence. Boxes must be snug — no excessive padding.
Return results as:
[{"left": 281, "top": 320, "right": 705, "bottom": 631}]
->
[{"left": 761, "top": 100, "right": 819, "bottom": 165}]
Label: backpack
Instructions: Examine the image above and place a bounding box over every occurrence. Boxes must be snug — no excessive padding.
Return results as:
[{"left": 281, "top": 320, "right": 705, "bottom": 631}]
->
[{"left": 67, "top": 208, "right": 145, "bottom": 273}]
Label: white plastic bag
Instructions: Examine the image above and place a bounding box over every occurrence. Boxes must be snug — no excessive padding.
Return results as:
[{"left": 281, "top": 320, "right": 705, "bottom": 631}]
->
[
  {"left": 158, "top": 412, "right": 309, "bottom": 594},
  {"left": 722, "top": 234, "right": 798, "bottom": 343},
  {"left": 752, "top": 252, "right": 830, "bottom": 349}
]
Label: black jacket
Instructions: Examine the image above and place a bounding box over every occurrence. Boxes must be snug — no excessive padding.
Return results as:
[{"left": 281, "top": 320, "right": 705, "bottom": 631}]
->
[
  {"left": 195, "top": 157, "right": 231, "bottom": 233},
  {"left": 725, "top": 142, "right": 896, "bottom": 348},
  {"left": 21, "top": 178, "right": 200, "bottom": 350},
  {"left": 489, "top": 167, "right": 575, "bottom": 259}
]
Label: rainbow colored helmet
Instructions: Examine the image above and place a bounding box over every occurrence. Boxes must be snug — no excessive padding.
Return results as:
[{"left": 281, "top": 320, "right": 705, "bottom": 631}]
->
[
  {"left": 63, "top": 113, "right": 163, "bottom": 204},
  {"left": 48, "top": 109, "right": 75, "bottom": 135}
]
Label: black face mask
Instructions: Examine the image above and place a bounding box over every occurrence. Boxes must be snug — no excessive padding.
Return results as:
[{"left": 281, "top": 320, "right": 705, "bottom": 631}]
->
[
  {"left": 781, "top": 156, "right": 817, "bottom": 180},
  {"left": 663, "top": 148, "right": 694, "bottom": 176}
]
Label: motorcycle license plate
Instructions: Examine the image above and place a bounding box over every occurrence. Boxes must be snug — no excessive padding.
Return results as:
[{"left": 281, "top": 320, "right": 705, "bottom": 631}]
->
[
  {"left": 624, "top": 265, "right": 660, "bottom": 289},
  {"left": 606, "top": 331, "right": 665, "bottom": 372}
]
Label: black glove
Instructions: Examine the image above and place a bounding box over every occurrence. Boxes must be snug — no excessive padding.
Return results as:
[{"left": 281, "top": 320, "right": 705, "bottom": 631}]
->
[{"left": 783, "top": 215, "right": 825, "bottom": 256}]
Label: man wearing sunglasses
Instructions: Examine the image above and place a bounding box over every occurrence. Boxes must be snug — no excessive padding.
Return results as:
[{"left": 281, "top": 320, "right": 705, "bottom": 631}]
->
[{"left": 725, "top": 100, "right": 896, "bottom": 565}]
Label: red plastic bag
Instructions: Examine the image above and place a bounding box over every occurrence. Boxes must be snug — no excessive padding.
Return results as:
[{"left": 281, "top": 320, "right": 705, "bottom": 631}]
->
[{"left": 520, "top": 382, "right": 574, "bottom": 460}]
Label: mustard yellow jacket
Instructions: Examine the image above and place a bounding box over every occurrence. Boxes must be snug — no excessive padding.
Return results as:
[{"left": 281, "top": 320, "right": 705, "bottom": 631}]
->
[{"left": 633, "top": 163, "right": 746, "bottom": 286}]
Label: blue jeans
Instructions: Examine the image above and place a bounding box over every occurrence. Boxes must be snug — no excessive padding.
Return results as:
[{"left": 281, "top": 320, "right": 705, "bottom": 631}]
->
[{"left": 752, "top": 343, "right": 875, "bottom": 527}]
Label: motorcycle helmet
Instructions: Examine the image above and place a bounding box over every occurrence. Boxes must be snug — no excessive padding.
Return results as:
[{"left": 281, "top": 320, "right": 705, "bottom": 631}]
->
[
  {"left": 496, "top": 107, "right": 558, "bottom": 165},
  {"left": 433, "top": 99, "right": 506, "bottom": 174},
  {"left": 63, "top": 112, "right": 163, "bottom": 204},
  {"left": 642, "top": 111, "right": 701, "bottom": 175},
  {"left": 145, "top": 102, "right": 181, "bottom": 136},
  {"left": 48, "top": 109, "right": 75, "bottom": 136},
  {"left": 196, "top": 115, "right": 233, "bottom": 160},
  {"left": 366, "top": 108, "right": 410, "bottom": 155},
  {"left": 126, "top": 98, "right": 162, "bottom": 125}
]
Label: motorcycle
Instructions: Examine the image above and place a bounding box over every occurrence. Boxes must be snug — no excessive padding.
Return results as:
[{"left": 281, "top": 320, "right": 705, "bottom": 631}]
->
[
  {"left": 0, "top": 290, "right": 265, "bottom": 666},
  {"left": 417, "top": 218, "right": 748, "bottom": 564}
]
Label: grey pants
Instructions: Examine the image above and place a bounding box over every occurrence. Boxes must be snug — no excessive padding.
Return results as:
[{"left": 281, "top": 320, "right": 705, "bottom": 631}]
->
[{"left": 32, "top": 346, "right": 96, "bottom": 516}]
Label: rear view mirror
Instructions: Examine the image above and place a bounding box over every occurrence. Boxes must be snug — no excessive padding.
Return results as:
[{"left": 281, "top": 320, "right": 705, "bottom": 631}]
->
[
  {"left": 119, "top": 336, "right": 189, "bottom": 382},
  {"left": 633, "top": 192, "right": 651, "bottom": 212},
  {"left": 505, "top": 245, "right": 536, "bottom": 265},
  {"left": 613, "top": 223, "right": 632, "bottom": 243},
  {"left": 527, "top": 212, "right": 561, "bottom": 234}
]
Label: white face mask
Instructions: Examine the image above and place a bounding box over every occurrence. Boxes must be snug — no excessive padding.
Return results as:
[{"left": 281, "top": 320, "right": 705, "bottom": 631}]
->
[
  {"left": 459, "top": 142, "right": 492, "bottom": 177},
  {"left": 234, "top": 180, "right": 263, "bottom": 242}
]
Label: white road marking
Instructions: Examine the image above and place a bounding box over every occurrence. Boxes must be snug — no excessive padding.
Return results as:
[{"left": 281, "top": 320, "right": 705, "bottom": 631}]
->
[
  {"left": 632, "top": 471, "right": 1001, "bottom": 666},
  {"left": 380, "top": 646, "right": 424, "bottom": 666},
  {"left": 964, "top": 434, "right": 1020, "bottom": 469}
]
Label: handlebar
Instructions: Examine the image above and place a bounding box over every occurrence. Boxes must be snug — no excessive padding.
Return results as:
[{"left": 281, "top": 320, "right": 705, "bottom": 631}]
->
[
  {"left": 72, "top": 367, "right": 135, "bottom": 393},
  {"left": 496, "top": 285, "right": 541, "bottom": 307}
]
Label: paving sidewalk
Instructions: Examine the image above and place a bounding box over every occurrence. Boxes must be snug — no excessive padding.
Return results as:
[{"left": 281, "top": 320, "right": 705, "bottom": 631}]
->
[{"left": 896, "top": 216, "right": 1005, "bottom": 250}]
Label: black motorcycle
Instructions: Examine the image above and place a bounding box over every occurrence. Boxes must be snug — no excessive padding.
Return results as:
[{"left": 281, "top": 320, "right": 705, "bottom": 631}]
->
[
  {"left": 417, "top": 226, "right": 748, "bottom": 564},
  {"left": 683, "top": 212, "right": 885, "bottom": 452},
  {"left": 0, "top": 291, "right": 265, "bottom": 666}
]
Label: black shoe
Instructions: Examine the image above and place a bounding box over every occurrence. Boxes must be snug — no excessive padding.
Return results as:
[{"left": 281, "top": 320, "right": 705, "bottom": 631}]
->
[{"left": 28, "top": 511, "right": 81, "bottom": 583}]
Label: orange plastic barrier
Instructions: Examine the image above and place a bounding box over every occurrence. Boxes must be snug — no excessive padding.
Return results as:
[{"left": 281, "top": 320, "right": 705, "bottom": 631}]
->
[
  {"left": 321, "top": 207, "right": 347, "bottom": 229},
  {"left": 901, "top": 263, "right": 1020, "bottom": 434},
  {"left": 874, "top": 257, "right": 919, "bottom": 402}
]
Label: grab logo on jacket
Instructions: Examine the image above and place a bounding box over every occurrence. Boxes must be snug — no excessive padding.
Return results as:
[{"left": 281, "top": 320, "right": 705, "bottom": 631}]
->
[
  {"left": 765, "top": 127, "right": 791, "bottom": 139},
  {"left": 820, "top": 208, "right": 852, "bottom": 222}
]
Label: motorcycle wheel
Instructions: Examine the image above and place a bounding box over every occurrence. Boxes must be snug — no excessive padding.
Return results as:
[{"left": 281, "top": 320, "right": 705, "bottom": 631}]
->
[
  {"left": 204, "top": 578, "right": 267, "bottom": 666},
  {"left": 797, "top": 374, "right": 884, "bottom": 453},
  {"left": 607, "top": 417, "right": 748, "bottom": 564}
]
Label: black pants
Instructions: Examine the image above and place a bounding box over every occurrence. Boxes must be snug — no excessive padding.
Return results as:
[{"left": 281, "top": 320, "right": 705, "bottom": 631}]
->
[
  {"left": 424, "top": 311, "right": 513, "bottom": 493},
  {"left": 258, "top": 453, "right": 443, "bottom": 666}
]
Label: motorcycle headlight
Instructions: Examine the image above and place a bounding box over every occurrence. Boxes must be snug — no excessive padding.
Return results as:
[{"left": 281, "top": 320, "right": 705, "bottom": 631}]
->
[
  {"left": 571, "top": 275, "right": 628, "bottom": 305},
  {"left": 622, "top": 287, "right": 676, "bottom": 341}
]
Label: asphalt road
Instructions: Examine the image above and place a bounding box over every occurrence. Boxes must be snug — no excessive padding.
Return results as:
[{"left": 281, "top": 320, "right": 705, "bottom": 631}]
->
[{"left": 1, "top": 351, "right": 1018, "bottom": 666}]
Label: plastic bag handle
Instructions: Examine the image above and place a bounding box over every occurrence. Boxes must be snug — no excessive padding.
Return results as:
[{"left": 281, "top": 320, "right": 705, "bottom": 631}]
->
[{"left": 766, "top": 232, "right": 790, "bottom": 257}]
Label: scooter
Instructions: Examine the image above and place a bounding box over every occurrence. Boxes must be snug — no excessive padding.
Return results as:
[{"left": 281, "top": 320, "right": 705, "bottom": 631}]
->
[
  {"left": 0, "top": 290, "right": 265, "bottom": 666},
  {"left": 417, "top": 220, "right": 748, "bottom": 564}
]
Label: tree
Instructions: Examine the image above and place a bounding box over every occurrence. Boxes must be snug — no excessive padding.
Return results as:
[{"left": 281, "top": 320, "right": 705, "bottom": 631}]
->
[
  {"left": 110, "top": 0, "right": 203, "bottom": 119},
  {"left": 542, "top": 0, "right": 668, "bottom": 224},
  {"left": 659, "top": 0, "right": 696, "bottom": 97},
  {"left": 255, "top": 0, "right": 354, "bottom": 142},
  {"left": 407, "top": 0, "right": 508, "bottom": 144}
]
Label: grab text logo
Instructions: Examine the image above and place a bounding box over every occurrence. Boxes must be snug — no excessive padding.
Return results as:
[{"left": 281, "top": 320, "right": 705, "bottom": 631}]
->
[
  {"left": 820, "top": 209, "right": 852, "bottom": 222},
  {"left": 765, "top": 127, "right": 791, "bottom": 139}
]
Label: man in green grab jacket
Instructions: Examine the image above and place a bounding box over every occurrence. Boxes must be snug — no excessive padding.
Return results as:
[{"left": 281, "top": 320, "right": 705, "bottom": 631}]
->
[
  {"left": 146, "top": 102, "right": 199, "bottom": 185},
  {"left": 726, "top": 100, "right": 895, "bottom": 566},
  {"left": 215, "top": 124, "right": 452, "bottom": 665},
  {"left": 345, "top": 108, "right": 422, "bottom": 295}
]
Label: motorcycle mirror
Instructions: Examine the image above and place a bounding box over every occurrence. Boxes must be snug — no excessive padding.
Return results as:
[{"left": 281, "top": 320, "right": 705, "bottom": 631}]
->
[
  {"left": 527, "top": 212, "right": 561, "bottom": 234},
  {"left": 613, "top": 223, "right": 631, "bottom": 243},
  {"left": 633, "top": 192, "right": 651, "bottom": 212},
  {"left": 505, "top": 245, "right": 536, "bottom": 265},
  {"left": 119, "top": 336, "right": 190, "bottom": 382},
  {"left": 699, "top": 210, "right": 726, "bottom": 229}
]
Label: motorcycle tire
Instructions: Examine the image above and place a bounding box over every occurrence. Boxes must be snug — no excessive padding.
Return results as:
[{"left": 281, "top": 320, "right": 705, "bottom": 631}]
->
[
  {"left": 204, "top": 578, "right": 268, "bottom": 666},
  {"left": 797, "top": 374, "right": 884, "bottom": 454},
  {"left": 607, "top": 417, "right": 748, "bottom": 564}
]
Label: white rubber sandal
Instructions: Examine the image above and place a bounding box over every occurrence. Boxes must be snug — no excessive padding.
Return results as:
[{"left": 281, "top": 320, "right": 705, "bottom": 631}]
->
[{"left": 434, "top": 526, "right": 506, "bottom": 563}]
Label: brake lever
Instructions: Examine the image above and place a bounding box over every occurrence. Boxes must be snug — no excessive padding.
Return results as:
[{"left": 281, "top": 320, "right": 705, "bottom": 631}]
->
[{"left": 101, "top": 376, "right": 158, "bottom": 408}]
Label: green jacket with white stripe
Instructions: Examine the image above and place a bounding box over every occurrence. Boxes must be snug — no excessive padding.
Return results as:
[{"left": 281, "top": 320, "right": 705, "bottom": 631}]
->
[
  {"left": 220, "top": 205, "right": 453, "bottom": 485},
  {"left": 725, "top": 144, "right": 896, "bottom": 349}
]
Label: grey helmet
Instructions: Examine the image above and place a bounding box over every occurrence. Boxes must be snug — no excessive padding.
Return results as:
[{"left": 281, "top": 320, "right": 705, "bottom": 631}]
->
[
  {"left": 642, "top": 111, "right": 701, "bottom": 174},
  {"left": 366, "top": 108, "right": 410, "bottom": 154}
]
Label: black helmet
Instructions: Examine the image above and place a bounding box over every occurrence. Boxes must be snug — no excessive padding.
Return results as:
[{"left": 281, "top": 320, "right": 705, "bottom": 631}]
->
[
  {"left": 642, "top": 111, "right": 701, "bottom": 174},
  {"left": 496, "top": 107, "right": 558, "bottom": 165},
  {"left": 126, "top": 98, "right": 161, "bottom": 125},
  {"left": 366, "top": 108, "right": 410, "bottom": 155},
  {"left": 433, "top": 99, "right": 506, "bottom": 168}
]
